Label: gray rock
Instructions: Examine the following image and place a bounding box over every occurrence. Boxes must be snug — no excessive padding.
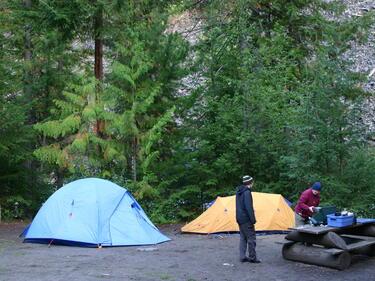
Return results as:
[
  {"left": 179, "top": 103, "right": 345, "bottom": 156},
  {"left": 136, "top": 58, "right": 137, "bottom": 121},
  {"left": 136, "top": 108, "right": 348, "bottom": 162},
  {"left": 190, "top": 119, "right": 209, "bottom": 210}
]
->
[{"left": 136, "top": 247, "right": 159, "bottom": 252}]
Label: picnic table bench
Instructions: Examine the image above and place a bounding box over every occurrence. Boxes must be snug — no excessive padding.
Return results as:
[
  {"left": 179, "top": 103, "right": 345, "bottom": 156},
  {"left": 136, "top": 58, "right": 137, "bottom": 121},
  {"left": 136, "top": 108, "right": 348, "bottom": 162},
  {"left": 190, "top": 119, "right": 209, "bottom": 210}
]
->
[{"left": 281, "top": 220, "right": 375, "bottom": 270}]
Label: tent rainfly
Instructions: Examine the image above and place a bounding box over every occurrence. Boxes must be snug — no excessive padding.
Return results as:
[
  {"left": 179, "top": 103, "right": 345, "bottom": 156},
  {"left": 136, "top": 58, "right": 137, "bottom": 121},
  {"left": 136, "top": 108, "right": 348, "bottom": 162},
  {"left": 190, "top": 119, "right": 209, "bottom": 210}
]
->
[
  {"left": 181, "top": 192, "right": 295, "bottom": 234},
  {"left": 21, "top": 178, "right": 170, "bottom": 247}
]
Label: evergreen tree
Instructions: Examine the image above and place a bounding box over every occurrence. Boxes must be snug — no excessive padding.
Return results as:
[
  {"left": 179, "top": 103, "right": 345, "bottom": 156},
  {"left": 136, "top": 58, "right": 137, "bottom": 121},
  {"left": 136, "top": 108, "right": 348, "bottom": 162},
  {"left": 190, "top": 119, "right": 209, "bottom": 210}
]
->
[
  {"left": 168, "top": 0, "right": 374, "bottom": 219},
  {"left": 31, "top": 0, "right": 115, "bottom": 182},
  {"left": 20, "top": 0, "right": 92, "bottom": 188},
  {"left": 282, "top": 47, "right": 374, "bottom": 208},
  {"left": 33, "top": 0, "right": 189, "bottom": 209},
  {"left": 101, "top": 1, "right": 189, "bottom": 205},
  {"left": 0, "top": 2, "right": 44, "bottom": 217}
]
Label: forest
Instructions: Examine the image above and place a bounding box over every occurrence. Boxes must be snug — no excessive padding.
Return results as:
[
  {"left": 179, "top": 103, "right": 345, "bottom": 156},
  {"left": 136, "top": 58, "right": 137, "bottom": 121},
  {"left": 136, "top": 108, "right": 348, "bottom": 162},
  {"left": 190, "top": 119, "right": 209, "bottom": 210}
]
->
[{"left": 1, "top": 0, "right": 374, "bottom": 222}]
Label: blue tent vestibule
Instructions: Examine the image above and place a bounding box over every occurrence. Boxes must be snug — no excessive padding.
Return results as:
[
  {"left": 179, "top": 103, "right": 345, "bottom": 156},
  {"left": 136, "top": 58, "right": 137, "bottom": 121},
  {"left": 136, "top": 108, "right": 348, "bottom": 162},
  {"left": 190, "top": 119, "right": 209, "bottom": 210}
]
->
[{"left": 21, "top": 178, "right": 170, "bottom": 247}]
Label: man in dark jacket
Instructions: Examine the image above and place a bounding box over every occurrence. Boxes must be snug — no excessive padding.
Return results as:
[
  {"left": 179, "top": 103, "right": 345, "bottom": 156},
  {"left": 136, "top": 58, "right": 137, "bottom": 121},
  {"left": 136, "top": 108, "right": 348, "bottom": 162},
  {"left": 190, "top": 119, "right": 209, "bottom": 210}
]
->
[{"left": 236, "top": 175, "right": 261, "bottom": 263}]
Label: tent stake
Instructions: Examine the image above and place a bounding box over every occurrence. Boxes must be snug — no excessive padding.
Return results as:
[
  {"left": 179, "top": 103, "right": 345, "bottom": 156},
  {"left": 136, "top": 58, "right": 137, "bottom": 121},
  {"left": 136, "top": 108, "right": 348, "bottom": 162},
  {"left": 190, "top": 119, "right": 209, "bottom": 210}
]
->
[{"left": 48, "top": 239, "right": 54, "bottom": 247}]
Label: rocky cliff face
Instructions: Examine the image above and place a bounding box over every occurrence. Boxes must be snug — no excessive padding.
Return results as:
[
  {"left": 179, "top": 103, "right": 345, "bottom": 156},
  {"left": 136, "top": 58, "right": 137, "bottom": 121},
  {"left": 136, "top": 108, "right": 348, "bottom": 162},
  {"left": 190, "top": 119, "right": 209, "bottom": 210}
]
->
[
  {"left": 168, "top": 1, "right": 374, "bottom": 133},
  {"left": 342, "top": 0, "right": 374, "bottom": 133}
]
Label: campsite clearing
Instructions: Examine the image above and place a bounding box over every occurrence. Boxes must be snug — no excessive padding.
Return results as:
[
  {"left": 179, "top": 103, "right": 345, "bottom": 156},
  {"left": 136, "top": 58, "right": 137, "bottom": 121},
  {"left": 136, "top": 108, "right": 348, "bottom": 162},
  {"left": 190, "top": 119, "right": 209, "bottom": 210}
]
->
[{"left": 1, "top": 222, "right": 375, "bottom": 281}]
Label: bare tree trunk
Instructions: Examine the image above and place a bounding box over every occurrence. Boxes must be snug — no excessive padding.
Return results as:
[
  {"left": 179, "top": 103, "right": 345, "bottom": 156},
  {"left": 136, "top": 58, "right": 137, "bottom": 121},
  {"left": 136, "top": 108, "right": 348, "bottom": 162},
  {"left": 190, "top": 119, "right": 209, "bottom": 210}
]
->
[
  {"left": 23, "top": 0, "right": 33, "bottom": 123},
  {"left": 93, "top": 1, "right": 104, "bottom": 142},
  {"left": 132, "top": 136, "right": 137, "bottom": 182},
  {"left": 239, "top": 35, "right": 249, "bottom": 131},
  {"left": 55, "top": 168, "right": 65, "bottom": 190},
  {"left": 92, "top": 0, "right": 103, "bottom": 84},
  {"left": 94, "top": 5, "right": 103, "bottom": 83},
  {"left": 24, "top": 0, "right": 32, "bottom": 60},
  {"left": 23, "top": 0, "right": 34, "bottom": 174}
]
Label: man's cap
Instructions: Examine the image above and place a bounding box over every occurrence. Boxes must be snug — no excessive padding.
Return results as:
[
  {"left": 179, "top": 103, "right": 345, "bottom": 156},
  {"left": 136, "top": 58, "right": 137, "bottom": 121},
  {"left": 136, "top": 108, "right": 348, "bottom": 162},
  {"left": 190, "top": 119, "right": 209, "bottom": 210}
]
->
[
  {"left": 243, "top": 175, "right": 253, "bottom": 184},
  {"left": 311, "top": 182, "right": 322, "bottom": 191}
]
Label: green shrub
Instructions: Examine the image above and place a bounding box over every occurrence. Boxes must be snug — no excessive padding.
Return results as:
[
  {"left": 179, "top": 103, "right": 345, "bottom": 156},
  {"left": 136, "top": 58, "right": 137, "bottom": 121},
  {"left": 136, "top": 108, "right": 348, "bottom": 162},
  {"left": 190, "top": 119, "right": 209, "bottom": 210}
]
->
[{"left": 0, "top": 196, "right": 33, "bottom": 220}]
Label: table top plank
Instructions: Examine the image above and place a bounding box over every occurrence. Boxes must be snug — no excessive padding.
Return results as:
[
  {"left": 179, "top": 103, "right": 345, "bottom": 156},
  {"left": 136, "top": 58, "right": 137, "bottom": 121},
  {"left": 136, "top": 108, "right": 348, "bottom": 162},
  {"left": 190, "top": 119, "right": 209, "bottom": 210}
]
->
[
  {"left": 340, "top": 234, "right": 375, "bottom": 241},
  {"left": 288, "top": 221, "right": 375, "bottom": 235},
  {"left": 346, "top": 240, "right": 375, "bottom": 250}
]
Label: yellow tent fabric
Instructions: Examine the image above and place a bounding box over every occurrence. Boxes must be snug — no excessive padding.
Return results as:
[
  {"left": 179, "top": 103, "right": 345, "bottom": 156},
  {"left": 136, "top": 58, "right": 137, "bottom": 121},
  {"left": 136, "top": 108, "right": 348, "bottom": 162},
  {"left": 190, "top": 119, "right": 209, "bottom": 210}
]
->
[{"left": 181, "top": 192, "right": 295, "bottom": 234}]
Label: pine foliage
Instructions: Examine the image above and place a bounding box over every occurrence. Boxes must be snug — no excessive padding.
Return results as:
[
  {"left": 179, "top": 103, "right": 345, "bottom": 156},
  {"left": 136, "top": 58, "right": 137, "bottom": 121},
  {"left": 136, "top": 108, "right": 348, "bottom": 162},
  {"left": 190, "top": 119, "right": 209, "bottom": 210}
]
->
[{"left": 1, "top": 0, "right": 375, "bottom": 220}]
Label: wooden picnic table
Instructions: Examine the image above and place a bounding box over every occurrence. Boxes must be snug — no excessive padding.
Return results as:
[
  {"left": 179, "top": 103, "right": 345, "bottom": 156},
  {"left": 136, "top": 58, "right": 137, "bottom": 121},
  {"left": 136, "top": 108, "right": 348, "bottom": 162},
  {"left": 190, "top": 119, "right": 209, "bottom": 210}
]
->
[{"left": 282, "top": 221, "right": 375, "bottom": 270}]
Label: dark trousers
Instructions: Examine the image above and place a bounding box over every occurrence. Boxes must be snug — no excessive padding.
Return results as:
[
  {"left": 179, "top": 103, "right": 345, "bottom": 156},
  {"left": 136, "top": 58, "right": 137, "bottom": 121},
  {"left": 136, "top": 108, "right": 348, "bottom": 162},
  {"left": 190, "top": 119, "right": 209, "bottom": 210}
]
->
[
  {"left": 295, "top": 213, "right": 309, "bottom": 226},
  {"left": 239, "top": 222, "right": 256, "bottom": 260}
]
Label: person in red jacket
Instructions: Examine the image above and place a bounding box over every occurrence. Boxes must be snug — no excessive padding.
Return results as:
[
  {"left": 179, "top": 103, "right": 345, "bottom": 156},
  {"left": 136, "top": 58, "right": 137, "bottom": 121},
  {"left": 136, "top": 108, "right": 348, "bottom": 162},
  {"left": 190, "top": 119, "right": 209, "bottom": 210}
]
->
[{"left": 294, "top": 182, "right": 322, "bottom": 226}]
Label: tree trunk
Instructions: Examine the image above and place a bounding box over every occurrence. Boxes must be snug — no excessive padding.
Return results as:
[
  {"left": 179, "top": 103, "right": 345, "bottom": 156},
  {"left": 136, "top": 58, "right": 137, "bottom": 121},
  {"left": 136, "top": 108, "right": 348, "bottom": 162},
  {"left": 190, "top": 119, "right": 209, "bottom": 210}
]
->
[
  {"left": 23, "top": 0, "right": 33, "bottom": 124},
  {"left": 23, "top": 0, "right": 34, "bottom": 174},
  {"left": 24, "top": 0, "right": 32, "bottom": 60},
  {"left": 93, "top": 2, "right": 104, "bottom": 142},
  {"left": 93, "top": 1, "right": 103, "bottom": 83},
  {"left": 132, "top": 136, "right": 137, "bottom": 182}
]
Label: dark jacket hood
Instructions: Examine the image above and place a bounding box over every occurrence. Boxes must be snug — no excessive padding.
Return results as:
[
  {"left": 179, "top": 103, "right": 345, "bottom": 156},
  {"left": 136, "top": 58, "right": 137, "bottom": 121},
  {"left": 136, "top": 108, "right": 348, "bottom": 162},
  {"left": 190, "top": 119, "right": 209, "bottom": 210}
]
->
[{"left": 236, "top": 185, "right": 249, "bottom": 195}]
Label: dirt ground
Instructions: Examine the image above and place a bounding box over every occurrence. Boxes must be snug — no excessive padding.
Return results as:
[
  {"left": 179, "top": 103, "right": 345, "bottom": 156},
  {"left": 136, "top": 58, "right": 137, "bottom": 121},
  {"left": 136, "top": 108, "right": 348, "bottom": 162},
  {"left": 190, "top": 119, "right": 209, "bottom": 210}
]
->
[{"left": 1, "top": 222, "right": 375, "bottom": 281}]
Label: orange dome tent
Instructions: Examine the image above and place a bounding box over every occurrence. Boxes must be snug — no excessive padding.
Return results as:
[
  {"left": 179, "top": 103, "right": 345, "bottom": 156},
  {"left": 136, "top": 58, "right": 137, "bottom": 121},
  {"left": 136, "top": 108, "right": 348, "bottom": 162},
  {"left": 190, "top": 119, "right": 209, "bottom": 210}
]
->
[{"left": 181, "top": 192, "right": 295, "bottom": 234}]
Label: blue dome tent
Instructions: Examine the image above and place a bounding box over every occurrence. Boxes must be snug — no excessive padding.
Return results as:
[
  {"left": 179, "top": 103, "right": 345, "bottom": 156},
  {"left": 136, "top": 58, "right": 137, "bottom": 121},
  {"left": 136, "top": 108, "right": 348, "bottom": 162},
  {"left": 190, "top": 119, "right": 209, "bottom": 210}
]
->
[{"left": 21, "top": 178, "right": 170, "bottom": 247}]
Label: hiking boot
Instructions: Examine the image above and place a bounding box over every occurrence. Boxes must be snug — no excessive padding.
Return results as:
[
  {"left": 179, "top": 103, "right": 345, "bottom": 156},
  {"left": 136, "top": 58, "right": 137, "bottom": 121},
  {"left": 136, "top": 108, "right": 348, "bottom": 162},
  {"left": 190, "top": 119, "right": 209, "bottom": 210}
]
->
[
  {"left": 240, "top": 258, "right": 252, "bottom": 263},
  {"left": 249, "top": 258, "right": 261, "bottom": 263}
]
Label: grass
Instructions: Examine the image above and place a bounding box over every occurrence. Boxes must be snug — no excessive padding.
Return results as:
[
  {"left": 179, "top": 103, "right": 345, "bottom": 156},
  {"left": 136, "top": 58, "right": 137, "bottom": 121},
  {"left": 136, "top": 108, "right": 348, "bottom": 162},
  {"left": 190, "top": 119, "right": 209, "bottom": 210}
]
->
[
  {"left": 0, "top": 268, "right": 9, "bottom": 274},
  {"left": 14, "top": 251, "right": 27, "bottom": 256},
  {"left": 94, "top": 273, "right": 111, "bottom": 279}
]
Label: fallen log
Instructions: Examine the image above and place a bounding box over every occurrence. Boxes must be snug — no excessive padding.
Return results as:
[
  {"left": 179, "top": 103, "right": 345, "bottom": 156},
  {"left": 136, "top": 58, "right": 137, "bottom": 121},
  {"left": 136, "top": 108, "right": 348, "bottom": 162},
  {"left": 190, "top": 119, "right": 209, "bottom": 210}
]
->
[
  {"left": 282, "top": 242, "right": 351, "bottom": 270},
  {"left": 286, "top": 231, "right": 347, "bottom": 249}
]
